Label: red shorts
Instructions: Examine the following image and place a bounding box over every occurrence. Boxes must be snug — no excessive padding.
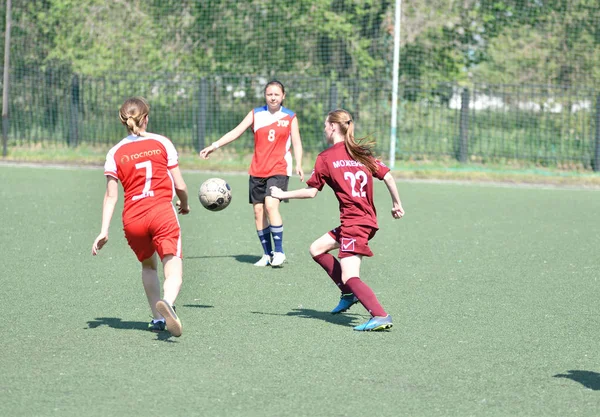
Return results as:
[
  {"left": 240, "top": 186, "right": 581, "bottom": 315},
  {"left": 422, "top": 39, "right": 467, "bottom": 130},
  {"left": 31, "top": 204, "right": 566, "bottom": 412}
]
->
[
  {"left": 123, "top": 204, "right": 182, "bottom": 262},
  {"left": 328, "top": 224, "right": 377, "bottom": 259}
]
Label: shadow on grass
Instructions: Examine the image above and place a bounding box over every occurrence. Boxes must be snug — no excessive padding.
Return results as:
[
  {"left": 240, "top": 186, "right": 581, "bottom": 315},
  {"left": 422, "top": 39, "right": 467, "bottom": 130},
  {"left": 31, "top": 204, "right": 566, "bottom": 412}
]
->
[
  {"left": 85, "top": 317, "right": 180, "bottom": 342},
  {"left": 251, "top": 308, "right": 363, "bottom": 328},
  {"left": 185, "top": 254, "right": 261, "bottom": 265},
  {"left": 554, "top": 370, "right": 600, "bottom": 390},
  {"left": 182, "top": 304, "right": 214, "bottom": 309},
  {"left": 154, "top": 332, "right": 178, "bottom": 342},
  {"left": 85, "top": 317, "right": 148, "bottom": 331}
]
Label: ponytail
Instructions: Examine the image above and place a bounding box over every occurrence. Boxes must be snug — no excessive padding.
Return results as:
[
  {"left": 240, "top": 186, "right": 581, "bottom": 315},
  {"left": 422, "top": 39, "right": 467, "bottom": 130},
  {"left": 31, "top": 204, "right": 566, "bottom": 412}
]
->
[
  {"left": 119, "top": 97, "right": 150, "bottom": 135},
  {"left": 327, "top": 109, "right": 378, "bottom": 174}
]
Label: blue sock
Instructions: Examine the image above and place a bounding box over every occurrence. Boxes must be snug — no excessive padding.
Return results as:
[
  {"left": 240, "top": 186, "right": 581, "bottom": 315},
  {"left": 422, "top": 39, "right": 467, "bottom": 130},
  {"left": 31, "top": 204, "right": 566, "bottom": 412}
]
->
[
  {"left": 270, "top": 224, "right": 284, "bottom": 253},
  {"left": 257, "top": 228, "right": 272, "bottom": 255}
]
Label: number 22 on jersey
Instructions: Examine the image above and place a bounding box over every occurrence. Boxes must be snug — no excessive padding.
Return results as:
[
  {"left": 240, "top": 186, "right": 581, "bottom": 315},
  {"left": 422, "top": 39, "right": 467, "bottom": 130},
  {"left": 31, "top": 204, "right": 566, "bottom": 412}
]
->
[{"left": 344, "top": 170, "right": 367, "bottom": 198}]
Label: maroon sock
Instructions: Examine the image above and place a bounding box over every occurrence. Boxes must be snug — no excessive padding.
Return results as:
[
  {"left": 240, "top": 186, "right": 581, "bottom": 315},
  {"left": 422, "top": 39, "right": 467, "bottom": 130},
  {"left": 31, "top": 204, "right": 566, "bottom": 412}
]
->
[
  {"left": 345, "top": 277, "right": 387, "bottom": 317},
  {"left": 312, "top": 253, "right": 351, "bottom": 294}
]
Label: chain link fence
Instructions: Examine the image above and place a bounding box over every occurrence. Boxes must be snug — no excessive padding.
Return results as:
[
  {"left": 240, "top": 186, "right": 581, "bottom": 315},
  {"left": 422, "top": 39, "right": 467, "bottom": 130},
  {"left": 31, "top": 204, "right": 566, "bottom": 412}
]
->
[{"left": 1, "top": 1, "right": 599, "bottom": 169}]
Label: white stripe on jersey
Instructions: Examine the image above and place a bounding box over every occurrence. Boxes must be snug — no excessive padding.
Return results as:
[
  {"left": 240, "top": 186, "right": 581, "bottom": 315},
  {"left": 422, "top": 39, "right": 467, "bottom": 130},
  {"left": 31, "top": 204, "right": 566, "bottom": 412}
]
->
[
  {"left": 253, "top": 109, "right": 290, "bottom": 131},
  {"left": 169, "top": 202, "right": 182, "bottom": 257}
]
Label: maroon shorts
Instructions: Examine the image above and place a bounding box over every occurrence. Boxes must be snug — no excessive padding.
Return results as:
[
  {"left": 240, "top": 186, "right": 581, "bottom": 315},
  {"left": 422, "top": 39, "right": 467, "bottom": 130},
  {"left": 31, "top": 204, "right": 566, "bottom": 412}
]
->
[
  {"left": 328, "top": 224, "right": 377, "bottom": 259},
  {"left": 123, "top": 204, "right": 182, "bottom": 262}
]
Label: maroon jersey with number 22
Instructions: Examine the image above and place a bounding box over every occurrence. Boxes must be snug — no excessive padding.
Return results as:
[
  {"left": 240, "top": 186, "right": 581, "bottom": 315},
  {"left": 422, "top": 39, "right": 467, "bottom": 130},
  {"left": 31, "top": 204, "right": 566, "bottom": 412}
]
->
[{"left": 306, "top": 142, "right": 390, "bottom": 229}]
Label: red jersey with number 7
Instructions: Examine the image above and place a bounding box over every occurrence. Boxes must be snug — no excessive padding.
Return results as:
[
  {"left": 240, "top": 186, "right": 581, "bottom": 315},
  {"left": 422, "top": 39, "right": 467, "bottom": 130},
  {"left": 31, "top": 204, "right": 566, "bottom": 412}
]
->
[
  {"left": 306, "top": 142, "right": 390, "bottom": 229},
  {"left": 104, "top": 133, "right": 179, "bottom": 225}
]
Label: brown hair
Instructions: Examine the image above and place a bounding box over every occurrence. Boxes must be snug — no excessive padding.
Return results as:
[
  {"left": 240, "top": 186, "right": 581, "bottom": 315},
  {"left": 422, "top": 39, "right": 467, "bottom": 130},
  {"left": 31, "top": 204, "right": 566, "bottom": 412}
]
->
[
  {"left": 327, "top": 109, "right": 378, "bottom": 174},
  {"left": 264, "top": 80, "right": 285, "bottom": 95},
  {"left": 119, "top": 97, "right": 149, "bottom": 135}
]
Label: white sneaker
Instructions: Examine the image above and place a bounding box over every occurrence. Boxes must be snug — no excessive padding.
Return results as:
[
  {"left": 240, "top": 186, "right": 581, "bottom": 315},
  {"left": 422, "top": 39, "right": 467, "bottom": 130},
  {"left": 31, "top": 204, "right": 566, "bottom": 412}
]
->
[
  {"left": 271, "top": 252, "right": 286, "bottom": 267},
  {"left": 155, "top": 300, "right": 182, "bottom": 337},
  {"left": 254, "top": 254, "right": 271, "bottom": 267}
]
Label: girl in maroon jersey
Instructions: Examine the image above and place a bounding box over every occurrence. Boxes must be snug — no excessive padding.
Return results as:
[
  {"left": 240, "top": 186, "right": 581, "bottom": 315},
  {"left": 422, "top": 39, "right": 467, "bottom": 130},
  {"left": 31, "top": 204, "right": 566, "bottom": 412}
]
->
[
  {"left": 270, "top": 109, "right": 404, "bottom": 331},
  {"left": 199, "top": 80, "right": 304, "bottom": 268}
]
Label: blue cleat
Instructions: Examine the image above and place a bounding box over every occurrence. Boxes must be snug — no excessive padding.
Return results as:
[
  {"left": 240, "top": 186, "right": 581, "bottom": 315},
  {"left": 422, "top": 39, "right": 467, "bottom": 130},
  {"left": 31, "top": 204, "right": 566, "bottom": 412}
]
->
[
  {"left": 353, "top": 314, "right": 393, "bottom": 331},
  {"left": 331, "top": 293, "right": 359, "bottom": 314}
]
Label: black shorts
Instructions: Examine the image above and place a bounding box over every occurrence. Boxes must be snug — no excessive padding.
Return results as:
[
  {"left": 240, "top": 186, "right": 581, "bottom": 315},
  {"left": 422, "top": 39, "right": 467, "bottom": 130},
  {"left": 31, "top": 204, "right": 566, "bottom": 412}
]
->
[{"left": 249, "top": 175, "right": 289, "bottom": 204}]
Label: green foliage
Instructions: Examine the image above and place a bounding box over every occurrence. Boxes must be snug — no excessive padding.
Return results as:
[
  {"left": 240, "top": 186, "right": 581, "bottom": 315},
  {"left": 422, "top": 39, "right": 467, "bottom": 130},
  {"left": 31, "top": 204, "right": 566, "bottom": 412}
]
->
[
  {"left": 470, "top": 0, "right": 600, "bottom": 86},
  {"left": 2, "top": 1, "right": 598, "bottom": 86},
  {"left": 1, "top": 0, "right": 599, "bottom": 168}
]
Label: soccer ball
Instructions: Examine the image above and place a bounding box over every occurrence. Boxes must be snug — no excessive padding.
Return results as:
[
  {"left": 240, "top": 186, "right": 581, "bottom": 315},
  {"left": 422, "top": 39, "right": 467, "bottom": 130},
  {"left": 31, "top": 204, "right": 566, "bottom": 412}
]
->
[{"left": 198, "top": 178, "right": 232, "bottom": 211}]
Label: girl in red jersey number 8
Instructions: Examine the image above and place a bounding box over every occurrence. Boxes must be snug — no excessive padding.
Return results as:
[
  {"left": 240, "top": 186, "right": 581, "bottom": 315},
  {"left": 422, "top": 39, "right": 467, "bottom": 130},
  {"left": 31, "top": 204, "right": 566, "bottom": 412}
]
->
[
  {"left": 270, "top": 109, "right": 405, "bottom": 332},
  {"left": 199, "top": 80, "right": 304, "bottom": 268}
]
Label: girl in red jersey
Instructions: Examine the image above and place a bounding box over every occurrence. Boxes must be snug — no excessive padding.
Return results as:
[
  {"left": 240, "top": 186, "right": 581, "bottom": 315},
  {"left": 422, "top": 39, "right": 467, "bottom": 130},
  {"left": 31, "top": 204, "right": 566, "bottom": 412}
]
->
[
  {"left": 199, "top": 80, "right": 304, "bottom": 268},
  {"left": 270, "top": 109, "right": 405, "bottom": 331},
  {"left": 91, "top": 97, "right": 190, "bottom": 337}
]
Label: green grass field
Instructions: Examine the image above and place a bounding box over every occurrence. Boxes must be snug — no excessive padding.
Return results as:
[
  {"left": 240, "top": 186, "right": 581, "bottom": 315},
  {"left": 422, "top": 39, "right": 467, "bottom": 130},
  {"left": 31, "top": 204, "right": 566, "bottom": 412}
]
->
[{"left": 1, "top": 163, "right": 600, "bottom": 416}]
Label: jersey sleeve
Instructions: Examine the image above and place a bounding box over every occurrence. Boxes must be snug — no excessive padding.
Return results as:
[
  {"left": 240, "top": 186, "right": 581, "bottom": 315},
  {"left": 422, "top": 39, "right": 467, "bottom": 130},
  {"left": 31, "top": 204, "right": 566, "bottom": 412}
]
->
[
  {"left": 104, "top": 148, "right": 118, "bottom": 179},
  {"left": 373, "top": 159, "right": 390, "bottom": 180},
  {"left": 306, "top": 154, "right": 328, "bottom": 191},
  {"left": 164, "top": 139, "right": 179, "bottom": 168}
]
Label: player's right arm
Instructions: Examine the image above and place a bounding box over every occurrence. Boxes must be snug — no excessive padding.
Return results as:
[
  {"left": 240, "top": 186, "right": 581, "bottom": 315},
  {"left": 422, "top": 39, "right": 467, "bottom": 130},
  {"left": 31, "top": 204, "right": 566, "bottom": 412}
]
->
[
  {"left": 169, "top": 166, "right": 190, "bottom": 215},
  {"left": 92, "top": 176, "right": 119, "bottom": 255},
  {"left": 270, "top": 186, "right": 318, "bottom": 200},
  {"left": 199, "top": 110, "right": 254, "bottom": 159},
  {"left": 273, "top": 153, "right": 326, "bottom": 200}
]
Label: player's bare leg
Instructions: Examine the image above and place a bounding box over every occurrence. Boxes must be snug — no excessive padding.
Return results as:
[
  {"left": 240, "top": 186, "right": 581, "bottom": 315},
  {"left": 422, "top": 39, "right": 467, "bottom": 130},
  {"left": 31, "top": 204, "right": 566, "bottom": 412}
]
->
[
  {"left": 156, "top": 254, "right": 183, "bottom": 337},
  {"left": 253, "top": 203, "right": 269, "bottom": 230},
  {"left": 141, "top": 253, "right": 161, "bottom": 319},
  {"left": 309, "top": 233, "right": 339, "bottom": 258},
  {"left": 161, "top": 254, "right": 182, "bottom": 306},
  {"left": 264, "top": 196, "right": 282, "bottom": 226},
  {"left": 340, "top": 255, "right": 362, "bottom": 283}
]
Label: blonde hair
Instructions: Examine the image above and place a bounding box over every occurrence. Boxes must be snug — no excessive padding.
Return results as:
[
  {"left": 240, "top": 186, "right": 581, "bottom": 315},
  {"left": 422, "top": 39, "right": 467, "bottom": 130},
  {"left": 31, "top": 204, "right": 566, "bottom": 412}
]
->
[
  {"left": 327, "top": 109, "right": 378, "bottom": 174},
  {"left": 119, "top": 97, "right": 149, "bottom": 135}
]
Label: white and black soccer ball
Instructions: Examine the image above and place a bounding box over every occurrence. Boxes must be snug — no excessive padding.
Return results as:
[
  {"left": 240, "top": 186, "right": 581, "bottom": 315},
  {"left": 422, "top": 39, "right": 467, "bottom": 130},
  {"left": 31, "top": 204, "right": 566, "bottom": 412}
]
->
[{"left": 198, "top": 178, "right": 232, "bottom": 211}]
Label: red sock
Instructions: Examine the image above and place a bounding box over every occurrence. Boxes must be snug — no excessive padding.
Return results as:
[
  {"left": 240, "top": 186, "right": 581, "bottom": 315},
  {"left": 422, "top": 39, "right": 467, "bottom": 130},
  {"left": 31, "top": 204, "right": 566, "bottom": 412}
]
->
[
  {"left": 345, "top": 277, "right": 387, "bottom": 317},
  {"left": 312, "top": 253, "right": 351, "bottom": 294}
]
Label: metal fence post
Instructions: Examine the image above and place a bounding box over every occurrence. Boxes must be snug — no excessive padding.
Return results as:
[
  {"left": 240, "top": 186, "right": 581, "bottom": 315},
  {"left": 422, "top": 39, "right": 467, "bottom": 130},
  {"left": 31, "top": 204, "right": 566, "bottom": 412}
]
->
[
  {"left": 197, "top": 77, "right": 207, "bottom": 152},
  {"left": 458, "top": 88, "right": 469, "bottom": 162},
  {"left": 68, "top": 74, "right": 79, "bottom": 147},
  {"left": 594, "top": 94, "right": 600, "bottom": 172},
  {"left": 2, "top": 0, "right": 12, "bottom": 157},
  {"left": 329, "top": 81, "right": 338, "bottom": 111}
]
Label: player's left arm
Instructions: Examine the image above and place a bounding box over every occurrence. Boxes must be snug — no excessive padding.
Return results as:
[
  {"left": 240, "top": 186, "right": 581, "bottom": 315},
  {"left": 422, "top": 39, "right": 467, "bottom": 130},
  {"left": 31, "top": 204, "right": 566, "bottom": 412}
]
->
[
  {"left": 270, "top": 185, "right": 317, "bottom": 200},
  {"left": 169, "top": 166, "right": 190, "bottom": 215},
  {"left": 382, "top": 172, "right": 405, "bottom": 219},
  {"left": 290, "top": 117, "right": 304, "bottom": 182},
  {"left": 92, "top": 176, "right": 119, "bottom": 255}
]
